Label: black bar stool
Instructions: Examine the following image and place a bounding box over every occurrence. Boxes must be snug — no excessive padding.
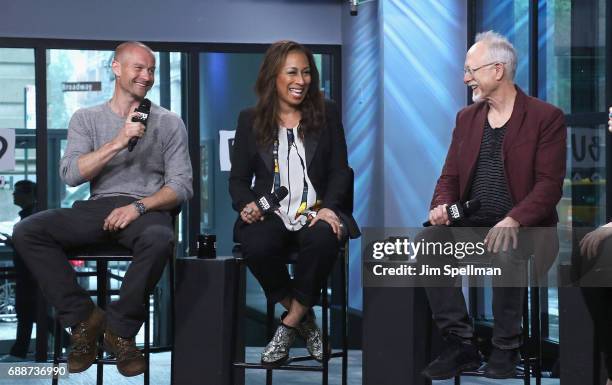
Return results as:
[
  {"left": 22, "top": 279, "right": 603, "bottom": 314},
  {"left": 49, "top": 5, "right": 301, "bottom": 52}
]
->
[
  {"left": 49, "top": 243, "right": 176, "bottom": 385},
  {"left": 231, "top": 242, "right": 349, "bottom": 385},
  {"left": 442, "top": 257, "right": 543, "bottom": 385}
]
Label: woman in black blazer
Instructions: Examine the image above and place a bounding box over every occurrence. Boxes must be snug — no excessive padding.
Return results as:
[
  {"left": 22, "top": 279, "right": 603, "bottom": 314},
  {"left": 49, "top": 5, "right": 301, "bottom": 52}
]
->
[{"left": 229, "top": 40, "right": 358, "bottom": 366}]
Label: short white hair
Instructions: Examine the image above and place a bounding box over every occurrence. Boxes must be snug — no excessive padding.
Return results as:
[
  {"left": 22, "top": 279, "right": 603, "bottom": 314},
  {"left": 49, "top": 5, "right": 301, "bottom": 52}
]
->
[{"left": 474, "top": 31, "right": 517, "bottom": 81}]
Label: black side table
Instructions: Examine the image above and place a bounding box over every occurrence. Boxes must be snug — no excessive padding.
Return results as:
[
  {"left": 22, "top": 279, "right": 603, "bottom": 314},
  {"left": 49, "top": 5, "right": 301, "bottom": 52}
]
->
[{"left": 173, "top": 257, "right": 244, "bottom": 385}]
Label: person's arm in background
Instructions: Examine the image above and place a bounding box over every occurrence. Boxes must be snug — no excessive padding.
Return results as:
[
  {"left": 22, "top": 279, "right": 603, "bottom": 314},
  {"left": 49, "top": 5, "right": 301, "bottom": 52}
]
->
[
  {"left": 0, "top": 232, "right": 12, "bottom": 248},
  {"left": 580, "top": 107, "right": 612, "bottom": 258}
]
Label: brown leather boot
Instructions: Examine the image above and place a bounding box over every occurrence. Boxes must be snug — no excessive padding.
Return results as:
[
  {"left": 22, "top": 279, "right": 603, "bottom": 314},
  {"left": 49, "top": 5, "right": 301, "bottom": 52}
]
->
[
  {"left": 103, "top": 329, "right": 145, "bottom": 377},
  {"left": 67, "top": 306, "right": 105, "bottom": 373}
]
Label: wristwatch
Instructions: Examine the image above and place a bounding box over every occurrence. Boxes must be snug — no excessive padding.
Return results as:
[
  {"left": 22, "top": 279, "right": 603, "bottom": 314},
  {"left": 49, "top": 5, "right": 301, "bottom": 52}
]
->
[{"left": 133, "top": 200, "right": 146, "bottom": 216}]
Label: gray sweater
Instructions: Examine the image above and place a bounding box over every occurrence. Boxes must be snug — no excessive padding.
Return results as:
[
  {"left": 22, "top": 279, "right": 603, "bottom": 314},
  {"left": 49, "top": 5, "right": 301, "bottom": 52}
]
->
[{"left": 60, "top": 102, "right": 193, "bottom": 203}]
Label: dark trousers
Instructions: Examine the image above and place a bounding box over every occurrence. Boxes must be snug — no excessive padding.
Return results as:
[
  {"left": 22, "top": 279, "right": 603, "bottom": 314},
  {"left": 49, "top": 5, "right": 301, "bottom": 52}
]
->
[
  {"left": 9, "top": 250, "right": 37, "bottom": 357},
  {"left": 12, "top": 196, "right": 174, "bottom": 338},
  {"left": 417, "top": 224, "right": 529, "bottom": 349},
  {"left": 580, "top": 236, "right": 612, "bottom": 380},
  {"left": 239, "top": 214, "right": 339, "bottom": 308},
  {"left": 582, "top": 287, "right": 612, "bottom": 380}
]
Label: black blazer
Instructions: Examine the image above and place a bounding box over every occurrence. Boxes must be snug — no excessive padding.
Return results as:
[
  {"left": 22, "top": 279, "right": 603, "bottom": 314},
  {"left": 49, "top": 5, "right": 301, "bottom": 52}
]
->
[{"left": 229, "top": 99, "right": 360, "bottom": 240}]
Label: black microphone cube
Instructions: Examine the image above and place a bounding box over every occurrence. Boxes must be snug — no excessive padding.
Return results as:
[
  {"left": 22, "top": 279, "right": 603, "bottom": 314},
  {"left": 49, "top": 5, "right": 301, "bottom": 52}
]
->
[{"left": 197, "top": 234, "right": 216, "bottom": 259}]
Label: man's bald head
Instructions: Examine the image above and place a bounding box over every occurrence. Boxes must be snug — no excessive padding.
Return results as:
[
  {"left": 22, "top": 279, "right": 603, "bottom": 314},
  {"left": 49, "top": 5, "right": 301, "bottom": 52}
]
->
[
  {"left": 114, "top": 41, "right": 155, "bottom": 63},
  {"left": 111, "top": 41, "right": 156, "bottom": 99}
]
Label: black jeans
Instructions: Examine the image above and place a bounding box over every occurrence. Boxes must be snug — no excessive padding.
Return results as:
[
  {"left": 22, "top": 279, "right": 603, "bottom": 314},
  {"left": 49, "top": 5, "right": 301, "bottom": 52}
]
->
[
  {"left": 239, "top": 214, "right": 339, "bottom": 308},
  {"left": 417, "top": 224, "right": 530, "bottom": 350},
  {"left": 582, "top": 286, "right": 612, "bottom": 380},
  {"left": 12, "top": 196, "right": 174, "bottom": 338},
  {"left": 580, "top": 236, "right": 612, "bottom": 380}
]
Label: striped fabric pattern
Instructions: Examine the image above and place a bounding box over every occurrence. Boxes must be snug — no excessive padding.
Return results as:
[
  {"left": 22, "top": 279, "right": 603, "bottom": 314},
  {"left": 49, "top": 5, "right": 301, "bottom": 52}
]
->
[{"left": 468, "top": 119, "right": 514, "bottom": 224}]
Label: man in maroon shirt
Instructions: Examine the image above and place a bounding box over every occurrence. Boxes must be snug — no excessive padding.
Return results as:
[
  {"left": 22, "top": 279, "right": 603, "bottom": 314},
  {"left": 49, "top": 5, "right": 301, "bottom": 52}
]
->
[{"left": 421, "top": 31, "right": 566, "bottom": 380}]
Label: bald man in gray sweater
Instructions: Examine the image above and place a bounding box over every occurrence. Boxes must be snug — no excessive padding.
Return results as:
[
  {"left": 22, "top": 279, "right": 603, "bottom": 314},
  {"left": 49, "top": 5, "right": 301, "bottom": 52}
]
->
[{"left": 13, "top": 41, "right": 192, "bottom": 377}]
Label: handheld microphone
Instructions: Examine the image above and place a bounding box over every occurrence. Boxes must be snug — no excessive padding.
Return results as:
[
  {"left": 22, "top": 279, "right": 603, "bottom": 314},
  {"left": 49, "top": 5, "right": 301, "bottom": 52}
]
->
[
  {"left": 423, "top": 199, "right": 481, "bottom": 227},
  {"left": 255, "top": 187, "right": 289, "bottom": 215},
  {"left": 127, "top": 98, "right": 151, "bottom": 152}
]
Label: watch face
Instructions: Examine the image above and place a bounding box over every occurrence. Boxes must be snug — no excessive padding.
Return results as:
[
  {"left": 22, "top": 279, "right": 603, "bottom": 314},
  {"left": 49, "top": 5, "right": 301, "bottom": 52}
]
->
[{"left": 134, "top": 201, "right": 146, "bottom": 215}]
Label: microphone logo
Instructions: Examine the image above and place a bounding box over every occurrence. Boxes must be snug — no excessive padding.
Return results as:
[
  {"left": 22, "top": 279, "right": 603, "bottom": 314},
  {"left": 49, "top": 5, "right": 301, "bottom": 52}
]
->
[
  {"left": 254, "top": 187, "right": 288, "bottom": 215},
  {"left": 449, "top": 204, "right": 461, "bottom": 220},
  {"left": 257, "top": 196, "right": 271, "bottom": 211}
]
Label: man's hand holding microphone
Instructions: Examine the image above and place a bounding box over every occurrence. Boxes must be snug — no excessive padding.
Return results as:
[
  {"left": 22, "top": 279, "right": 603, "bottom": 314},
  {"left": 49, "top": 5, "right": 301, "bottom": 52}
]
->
[
  {"left": 424, "top": 199, "right": 523, "bottom": 253},
  {"left": 428, "top": 204, "right": 451, "bottom": 226},
  {"left": 110, "top": 99, "right": 150, "bottom": 152}
]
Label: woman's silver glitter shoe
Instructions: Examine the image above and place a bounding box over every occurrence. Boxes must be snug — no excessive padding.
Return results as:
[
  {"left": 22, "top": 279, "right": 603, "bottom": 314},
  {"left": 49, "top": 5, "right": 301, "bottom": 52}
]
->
[
  {"left": 297, "top": 310, "right": 325, "bottom": 362},
  {"left": 261, "top": 323, "right": 296, "bottom": 366}
]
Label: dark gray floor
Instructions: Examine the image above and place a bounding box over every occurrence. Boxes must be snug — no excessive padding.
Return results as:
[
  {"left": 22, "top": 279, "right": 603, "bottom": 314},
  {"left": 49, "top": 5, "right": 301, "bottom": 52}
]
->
[
  {"left": 0, "top": 348, "right": 359, "bottom": 385},
  {"left": 0, "top": 349, "right": 561, "bottom": 385}
]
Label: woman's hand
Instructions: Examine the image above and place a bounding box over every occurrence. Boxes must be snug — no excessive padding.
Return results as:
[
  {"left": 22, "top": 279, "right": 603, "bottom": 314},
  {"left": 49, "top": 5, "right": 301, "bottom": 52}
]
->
[
  {"left": 240, "top": 202, "right": 263, "bottom": 224},
  {"left": 309, "top": 208, "right": 343, "bottom": 239}
]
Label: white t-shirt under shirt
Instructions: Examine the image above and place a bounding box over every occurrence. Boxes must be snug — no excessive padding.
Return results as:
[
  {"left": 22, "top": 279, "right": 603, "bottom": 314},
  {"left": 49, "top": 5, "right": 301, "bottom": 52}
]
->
[{"left": 273, "top": 125, "right": 317, "bottom": 231}]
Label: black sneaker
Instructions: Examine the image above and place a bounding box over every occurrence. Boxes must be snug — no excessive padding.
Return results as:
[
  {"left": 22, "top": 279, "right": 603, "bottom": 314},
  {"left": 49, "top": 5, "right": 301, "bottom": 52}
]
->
[
  {"left": 483, "top": 347, "right": 520, "bottom": 379},
  {"left": 422, "top": 335, "right": 481, "bottom": 380}
]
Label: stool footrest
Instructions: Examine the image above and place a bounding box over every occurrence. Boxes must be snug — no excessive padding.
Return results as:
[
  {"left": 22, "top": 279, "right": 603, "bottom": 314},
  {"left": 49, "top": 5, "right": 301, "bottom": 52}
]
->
[
  {"left": 456, "top": 364, "right": 543, "bottom": 379},
  {"left": 290, "top": 351, "right": 344, "bottom": 362},
  {"left": 234, "top": 350, "right": 344, "bottom": 371},
  {"left": 50, "top": 357, "right": 119, "bottom": 365},
  {"left": 233, "top": 362, "right": 324, "bottom": 372},
  {"left": 458, "top": 370, "right": 525, "bottom": 379}
]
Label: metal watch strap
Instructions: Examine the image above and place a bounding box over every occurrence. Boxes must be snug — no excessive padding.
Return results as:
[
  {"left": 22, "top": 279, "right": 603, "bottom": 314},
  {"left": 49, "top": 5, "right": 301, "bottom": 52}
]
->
[{"left": 133, "top": 200, "right": 146, "bottom": 216}]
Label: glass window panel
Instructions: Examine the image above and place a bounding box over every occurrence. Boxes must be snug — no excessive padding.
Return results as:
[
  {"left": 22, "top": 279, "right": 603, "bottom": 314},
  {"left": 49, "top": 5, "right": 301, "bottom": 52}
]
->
[
  {"left": 474, "top": 0, "right": 530, "bottom": 91},
  {"left": 170, "top": 52, "right": 183, "bottom": 115},
  {"left": 540, "top": 0, "right": 608, "bottom": 342},
  {"left": 548, "top": 288, "right": 559, "bottom": 341},
  {"left": 0, "top": 49, "right": 36, "bottom": 237},
  {"left": 0, "top": 49, "right": 35, "bottom": 130},
  {"left": 46, "top": 49, "right": 114, "bottom": 130},
  {"left": 539, "top": 0, "right": 607, "bottom": 114},
  {"left": 0, "top": 47, "right": 36, "bottom": 355},
  {"left": 46, "top": 49, "right": 172, "bottom": 130}
]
